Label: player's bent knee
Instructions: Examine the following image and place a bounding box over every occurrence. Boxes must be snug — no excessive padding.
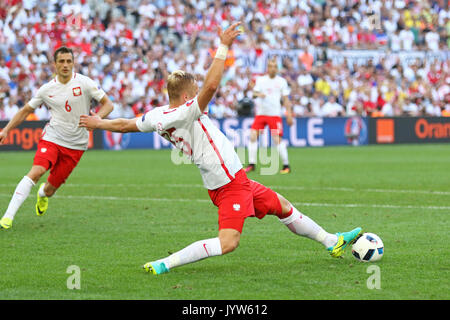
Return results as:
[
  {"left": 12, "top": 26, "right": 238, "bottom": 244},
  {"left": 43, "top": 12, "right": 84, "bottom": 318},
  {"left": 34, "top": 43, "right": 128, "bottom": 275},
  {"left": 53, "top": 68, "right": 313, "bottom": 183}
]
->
[
  {"left": 27, "top": 166, "right": 47, "bottom": 183},
  {"left": 219, "top": 229, "right": 241, "bottom": 254},
  {"left": 276, "top": 193, "right": 293, "bottom": 218},
  {"left": 221, "top": 239, "right": 239, "bottom": 254}
]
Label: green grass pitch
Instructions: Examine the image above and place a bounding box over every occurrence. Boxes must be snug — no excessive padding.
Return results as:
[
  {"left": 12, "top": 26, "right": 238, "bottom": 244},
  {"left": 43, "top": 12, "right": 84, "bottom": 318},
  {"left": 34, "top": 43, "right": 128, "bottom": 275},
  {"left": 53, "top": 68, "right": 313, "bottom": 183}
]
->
[{"left": 0, "top": 144, "right": 449, "bottom": 300}]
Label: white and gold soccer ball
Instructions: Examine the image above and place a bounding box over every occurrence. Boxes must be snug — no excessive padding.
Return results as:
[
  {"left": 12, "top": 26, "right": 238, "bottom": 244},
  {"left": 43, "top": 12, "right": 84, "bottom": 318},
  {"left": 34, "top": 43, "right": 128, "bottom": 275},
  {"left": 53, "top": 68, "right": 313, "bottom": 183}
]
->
[{"left": 351, "top": 233, "right": 384, "bottom": 262}]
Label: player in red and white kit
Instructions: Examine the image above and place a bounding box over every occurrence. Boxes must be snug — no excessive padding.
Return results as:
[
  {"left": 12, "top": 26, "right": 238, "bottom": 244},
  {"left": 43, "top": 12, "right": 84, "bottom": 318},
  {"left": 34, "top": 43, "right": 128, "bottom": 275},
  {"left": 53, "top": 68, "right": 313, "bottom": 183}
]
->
[
  {"left": 79, "top": 23, "right": 361, "bottom": 275},
  {"left": 0, "top": 46, "right": 113, "bottom": 229},
  {"left": 245, "top": 59, "right": 293, "bottom": 174}
]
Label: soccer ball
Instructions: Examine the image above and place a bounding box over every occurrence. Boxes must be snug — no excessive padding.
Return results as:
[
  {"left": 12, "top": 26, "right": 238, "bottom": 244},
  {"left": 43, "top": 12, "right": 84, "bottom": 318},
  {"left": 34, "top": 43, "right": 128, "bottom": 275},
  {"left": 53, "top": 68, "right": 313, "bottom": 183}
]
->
[{"left": 351, "top": 233, "right": 384, "bottom": 262}]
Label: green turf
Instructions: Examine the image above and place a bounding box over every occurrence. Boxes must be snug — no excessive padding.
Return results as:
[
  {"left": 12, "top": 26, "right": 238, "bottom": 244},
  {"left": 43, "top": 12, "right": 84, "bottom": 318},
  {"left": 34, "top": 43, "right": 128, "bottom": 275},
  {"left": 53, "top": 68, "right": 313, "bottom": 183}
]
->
[{"left": 0, "top": 144, "right": 449, "bottom": 300}]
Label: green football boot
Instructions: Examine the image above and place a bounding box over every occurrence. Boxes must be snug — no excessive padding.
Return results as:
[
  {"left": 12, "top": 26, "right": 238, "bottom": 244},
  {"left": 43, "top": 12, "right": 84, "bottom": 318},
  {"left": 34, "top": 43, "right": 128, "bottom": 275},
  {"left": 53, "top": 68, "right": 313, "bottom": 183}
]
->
[
  {"left": 143, "top": 261, "right": 170, "bottom": 275},
  {"left": 328, "top": 227, "right": 363, "bottom": 258},
  {"left": 0, "top": 217, "right": 13, "bottom": 230},
  {"left": 36, "top": 183, "right": 49, "bottom": 216}
]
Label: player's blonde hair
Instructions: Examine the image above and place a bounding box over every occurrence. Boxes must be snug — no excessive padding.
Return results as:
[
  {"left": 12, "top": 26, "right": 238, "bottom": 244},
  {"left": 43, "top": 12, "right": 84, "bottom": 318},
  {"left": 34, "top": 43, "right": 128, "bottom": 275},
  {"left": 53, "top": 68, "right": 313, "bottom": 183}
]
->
[{"left": 167, "top": 70, "right": 196, "bottom": 101}]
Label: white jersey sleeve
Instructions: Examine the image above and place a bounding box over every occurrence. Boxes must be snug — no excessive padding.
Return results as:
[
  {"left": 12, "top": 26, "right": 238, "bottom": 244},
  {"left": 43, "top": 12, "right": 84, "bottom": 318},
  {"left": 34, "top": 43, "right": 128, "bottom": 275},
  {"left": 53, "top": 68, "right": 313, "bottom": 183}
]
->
[
  {"left": 136, "top": 96, "right": 202, "bottom": 133},
  {"left": 28, "top": 85, "right": 46, "bottom": 109},
  {"left": 136, "top": 110, "right": 157, "bottom": 133},
  {"left": 84, "top": 77, "right": 106, "bottom": 102}
]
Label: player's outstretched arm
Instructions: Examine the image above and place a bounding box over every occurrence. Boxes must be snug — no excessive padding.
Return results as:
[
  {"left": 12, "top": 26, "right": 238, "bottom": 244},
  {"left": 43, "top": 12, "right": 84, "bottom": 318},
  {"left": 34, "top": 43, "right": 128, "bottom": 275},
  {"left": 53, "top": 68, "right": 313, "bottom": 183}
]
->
[
  {"left": 79, "top": 112, "right": 140, "bottom": 133},
  {"left": 96, "top": 95, "right": 114, "bottom": 119},
  {"left": 82, "top": 95, "right": 114, "bottom": 130},
  {"left": 197, "top": 21, "right": 242, "bottom": 113},
  {"left": 0, "top": 104, "right": 34, "bottom": 145}
]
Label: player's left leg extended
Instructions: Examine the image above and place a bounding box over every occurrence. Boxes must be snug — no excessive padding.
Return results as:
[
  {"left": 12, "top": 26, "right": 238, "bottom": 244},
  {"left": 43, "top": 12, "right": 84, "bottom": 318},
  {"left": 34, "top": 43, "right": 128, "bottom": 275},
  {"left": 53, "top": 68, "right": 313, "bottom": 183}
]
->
[
  {"left": 251, "top": 181, "right": 336, "bottom": 248},
  {"left": 276, "top": 194, "right": 339, "bottom": 248},
  {"left": 251, "top": 180, "right": 361, "bottom": 257},
  {"left": 277, "top": 195, "right": 362, "bottom": 257}
]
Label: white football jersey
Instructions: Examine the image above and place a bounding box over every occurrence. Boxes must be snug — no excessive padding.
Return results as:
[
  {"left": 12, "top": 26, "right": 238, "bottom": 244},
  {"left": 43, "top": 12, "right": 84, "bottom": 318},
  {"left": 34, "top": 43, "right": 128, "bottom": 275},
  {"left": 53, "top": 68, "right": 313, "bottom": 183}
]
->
[
  {"left": 253, "top": 75, "right": 290, "bottom": 117},
  {"left": 136, "top": 97, "right": 242, "bottom": 190},
  {"left": 28, "top": 73, "right": 105, "bottom": 150}
]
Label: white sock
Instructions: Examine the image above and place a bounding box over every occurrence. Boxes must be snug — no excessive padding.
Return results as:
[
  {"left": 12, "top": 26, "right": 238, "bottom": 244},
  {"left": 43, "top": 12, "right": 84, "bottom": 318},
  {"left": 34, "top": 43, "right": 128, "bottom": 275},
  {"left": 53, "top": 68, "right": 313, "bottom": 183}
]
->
[
  {"left": 277, "top": 140, "right": 289, "bottom": 166},
  {"left": 279, "top": 207, "right": 338, "bottom": 248},
  {"left": 3, "top": 176, "right": 35, "bottom": 221},
  {"left": 159, "top": 237, "right": 222, "bottom": 270},
  {"left": 38, "top": 183, "right": 47, "bottom": 197},
  {"left": 248, "top": 140, "right": 258, "bottom": 165}
]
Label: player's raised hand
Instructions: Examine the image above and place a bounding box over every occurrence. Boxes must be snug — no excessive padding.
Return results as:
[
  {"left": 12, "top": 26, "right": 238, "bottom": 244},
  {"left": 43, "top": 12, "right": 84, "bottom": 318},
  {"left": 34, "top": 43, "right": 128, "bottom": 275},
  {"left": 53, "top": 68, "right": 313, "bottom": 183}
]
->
[
  {"left": 79, "top": 110, "right": 101, "bottom": 131},
  {"left": 218, "top": 21, "right": 242, "bottom": 47}
]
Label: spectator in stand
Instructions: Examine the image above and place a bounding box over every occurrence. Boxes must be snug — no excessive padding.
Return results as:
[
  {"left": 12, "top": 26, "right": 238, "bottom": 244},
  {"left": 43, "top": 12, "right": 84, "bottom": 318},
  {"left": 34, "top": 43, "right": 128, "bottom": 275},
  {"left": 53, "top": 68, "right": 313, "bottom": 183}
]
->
[
  {"left": 403, "top": 97, "right": 420, "bottom": 116},
  {"left": 4, "top": 97, "right": 19, "bottom": 120},
  {"left": 297, "top": 68, "right": 314, "bottom": 92},
  {"left": 425, "top": 29, "right": 440, "bottom": 51},
  {"left": 321, "top": 95, "right": 345, "bottom": 117},
  {"left": 399, "top": 26, "right": 416, "bottom": 50}
]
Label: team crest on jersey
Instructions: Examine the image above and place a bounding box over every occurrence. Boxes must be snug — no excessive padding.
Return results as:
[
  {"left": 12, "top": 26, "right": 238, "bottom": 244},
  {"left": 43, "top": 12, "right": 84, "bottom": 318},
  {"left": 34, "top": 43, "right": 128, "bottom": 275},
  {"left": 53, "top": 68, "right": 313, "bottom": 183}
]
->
[
  {"left": 72, "top": 87, "right": 82, "bottom": 96},
  {"left": 233, "top": 203, "right": 241, "bottom": 211}
]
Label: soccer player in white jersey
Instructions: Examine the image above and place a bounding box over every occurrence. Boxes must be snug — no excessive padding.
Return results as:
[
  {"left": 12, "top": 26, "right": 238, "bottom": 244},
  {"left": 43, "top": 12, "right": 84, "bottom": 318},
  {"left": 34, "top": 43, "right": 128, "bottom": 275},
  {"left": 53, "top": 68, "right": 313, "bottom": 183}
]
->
[
  {"left": 244, "top": 59, "right": 293, "bottom": 174},
  {"left": 0, "top": 46, "right": 113, "bottom": 229},
  {"left": 79, "top": 22, "right": 362, "bottom": 275}
]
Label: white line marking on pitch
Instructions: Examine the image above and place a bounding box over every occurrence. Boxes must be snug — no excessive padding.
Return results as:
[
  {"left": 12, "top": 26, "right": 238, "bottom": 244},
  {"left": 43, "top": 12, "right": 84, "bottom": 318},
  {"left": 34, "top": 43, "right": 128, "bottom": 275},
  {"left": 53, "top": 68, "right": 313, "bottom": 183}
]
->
[
  {"left": 0, "top": 193, "right": 448, "bottom": 211},
  {"left": 166, "top": 183, "right": 450, "bottom": 196},
  {"left": 1, "top": 183, "right": 448, "bottom": 196}
]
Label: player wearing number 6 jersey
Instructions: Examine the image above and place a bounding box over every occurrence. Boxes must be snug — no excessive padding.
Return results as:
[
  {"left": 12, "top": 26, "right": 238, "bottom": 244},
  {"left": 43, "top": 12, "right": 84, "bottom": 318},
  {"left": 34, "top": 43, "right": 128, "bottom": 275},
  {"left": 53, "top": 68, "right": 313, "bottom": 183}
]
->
[
  {"left": 79, "top": 22, "right": 362, "bottom": 274},
  {"left": 0, "top": 46, "right": 113, "bottom": 229}
]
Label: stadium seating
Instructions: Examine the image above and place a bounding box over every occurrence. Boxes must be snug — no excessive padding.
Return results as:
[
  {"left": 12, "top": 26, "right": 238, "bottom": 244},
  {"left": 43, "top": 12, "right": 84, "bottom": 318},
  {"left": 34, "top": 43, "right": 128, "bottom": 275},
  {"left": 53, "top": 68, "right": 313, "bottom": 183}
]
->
[{"left": 0, "top": 0, "right": 448, "bottom": 121}]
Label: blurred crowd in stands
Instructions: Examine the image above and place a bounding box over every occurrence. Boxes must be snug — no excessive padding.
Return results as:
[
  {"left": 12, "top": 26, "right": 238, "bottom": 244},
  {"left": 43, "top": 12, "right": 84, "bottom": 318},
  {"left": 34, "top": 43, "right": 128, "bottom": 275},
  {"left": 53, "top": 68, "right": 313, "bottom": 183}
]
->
[{"left": 0, "top": 0, "right": 449, "bottom": 121}]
